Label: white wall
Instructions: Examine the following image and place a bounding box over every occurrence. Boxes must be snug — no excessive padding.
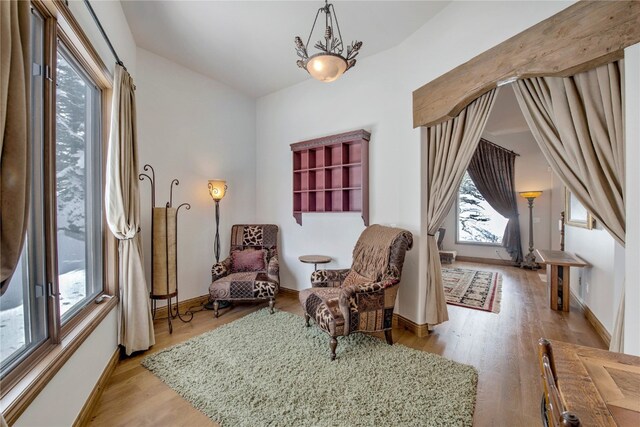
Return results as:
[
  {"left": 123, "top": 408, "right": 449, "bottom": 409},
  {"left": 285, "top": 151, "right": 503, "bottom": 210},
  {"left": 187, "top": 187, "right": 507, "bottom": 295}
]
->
[
  {"left": 624, "top": 43, "right": 640, "bottom": 355},
  {"left": 15, "top": 2, "right": 136, "bottom": 425},
  {"left": 135, "top": 48, "right": 257, "bottom": 304},
  {"left": 14, "top": 311, "right": 118, "bottom": 427},
  {"left": 441, "top": 129, "right": 555, "bottom": 261},
  {"left": 567, "top": 226, "right": 623, "bottom": 335},
  {"left": 256, "top": 1, "right": 573, "bottom": 324}
]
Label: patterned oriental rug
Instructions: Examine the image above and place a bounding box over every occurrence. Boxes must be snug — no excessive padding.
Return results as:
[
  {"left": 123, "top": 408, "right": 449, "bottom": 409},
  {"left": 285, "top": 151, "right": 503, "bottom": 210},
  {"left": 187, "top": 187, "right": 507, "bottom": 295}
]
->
[
  {"left": 142, "top": 309, "right": 478, "bottom": 427},
  {"left": 442, "top": 267, "right": 502, "bottom": 313}
]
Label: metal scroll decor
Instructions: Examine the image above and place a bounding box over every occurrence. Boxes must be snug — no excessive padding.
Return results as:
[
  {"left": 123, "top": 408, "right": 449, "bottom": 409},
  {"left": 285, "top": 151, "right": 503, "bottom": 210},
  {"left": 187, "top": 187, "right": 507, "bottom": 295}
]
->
[{"left": 139, "top": 164, "right": 193, "bottom": 333}]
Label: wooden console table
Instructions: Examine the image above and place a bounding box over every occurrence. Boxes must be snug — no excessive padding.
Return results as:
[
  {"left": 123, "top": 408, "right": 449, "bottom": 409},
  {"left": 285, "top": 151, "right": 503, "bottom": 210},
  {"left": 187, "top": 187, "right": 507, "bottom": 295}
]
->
[
  {"left": 549, "top": 340, "right": 640, "bottom": 426},
  {"left": 536, "top": 249, "right": 587, "bottom": 312}
]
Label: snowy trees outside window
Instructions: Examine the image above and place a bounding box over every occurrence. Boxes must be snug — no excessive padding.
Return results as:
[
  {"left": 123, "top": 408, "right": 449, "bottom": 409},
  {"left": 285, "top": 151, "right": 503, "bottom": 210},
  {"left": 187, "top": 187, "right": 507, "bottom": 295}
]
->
[
  {"left": 457, "top": 172, "right": 509, "bottom": 244},
  {"left": 55, "top": 47, "right": 102, "bottom": 319}
]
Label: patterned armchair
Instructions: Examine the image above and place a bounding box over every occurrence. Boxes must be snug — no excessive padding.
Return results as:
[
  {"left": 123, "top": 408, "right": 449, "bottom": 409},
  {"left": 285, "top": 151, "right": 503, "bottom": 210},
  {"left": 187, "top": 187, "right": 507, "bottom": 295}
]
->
[
  {"left": 209, "top": 224, "right": 279, "bottom": 318},
  {"left": 299, "top": 225, "right": 413, "bottom": 360}
]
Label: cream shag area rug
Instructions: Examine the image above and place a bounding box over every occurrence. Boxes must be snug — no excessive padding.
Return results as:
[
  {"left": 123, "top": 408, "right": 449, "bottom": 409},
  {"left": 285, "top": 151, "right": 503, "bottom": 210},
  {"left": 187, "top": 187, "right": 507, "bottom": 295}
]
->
[
  {"left": 142, "top": 309, "right": 478, "bottom": 427},
  {"left": 442, "top": 267, "right": 502, "bottom": 313}
]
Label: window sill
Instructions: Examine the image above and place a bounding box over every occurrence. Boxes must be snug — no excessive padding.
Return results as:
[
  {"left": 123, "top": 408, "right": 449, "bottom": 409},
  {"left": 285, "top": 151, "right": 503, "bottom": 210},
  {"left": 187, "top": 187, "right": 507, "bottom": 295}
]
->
[
  {"left": 454, "top": 241, "right": 504, "bottom": 248},
  {"left": 0, "top": 296, "right": 118, "bottom": 425}
]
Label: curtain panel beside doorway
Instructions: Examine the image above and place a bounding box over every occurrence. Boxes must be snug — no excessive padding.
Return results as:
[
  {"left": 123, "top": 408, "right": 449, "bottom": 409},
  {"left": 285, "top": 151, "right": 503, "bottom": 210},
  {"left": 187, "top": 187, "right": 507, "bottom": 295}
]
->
[
  {"left": 513, "top": 61, "right": 625, "bottom": 352},
  {"left": 424, "top": 89, "right": 499, "bottom": 326}
]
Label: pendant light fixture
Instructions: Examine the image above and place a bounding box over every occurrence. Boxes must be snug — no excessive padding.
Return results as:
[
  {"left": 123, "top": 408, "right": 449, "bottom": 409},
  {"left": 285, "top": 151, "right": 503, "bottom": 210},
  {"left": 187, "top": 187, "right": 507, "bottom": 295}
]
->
[{"left": 294, "top": 0, "right": 362, "bottom": 82}]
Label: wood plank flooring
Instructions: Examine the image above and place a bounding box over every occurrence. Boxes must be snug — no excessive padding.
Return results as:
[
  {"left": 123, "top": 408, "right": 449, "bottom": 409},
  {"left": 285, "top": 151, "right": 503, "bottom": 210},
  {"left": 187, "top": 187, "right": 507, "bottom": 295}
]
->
[{"left": 86, "top": 262, "right": 606, "bottom": 426}]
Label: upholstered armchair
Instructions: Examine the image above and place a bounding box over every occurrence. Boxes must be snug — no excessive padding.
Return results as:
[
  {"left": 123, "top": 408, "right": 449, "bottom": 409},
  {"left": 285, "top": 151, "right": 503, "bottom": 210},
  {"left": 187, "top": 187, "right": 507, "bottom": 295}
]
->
[
  {"left": 209, "top": 224, "right": 279, "bottom": 318},
  {"left": 299, "top": 225, "right": 413, "bottom": 360}
]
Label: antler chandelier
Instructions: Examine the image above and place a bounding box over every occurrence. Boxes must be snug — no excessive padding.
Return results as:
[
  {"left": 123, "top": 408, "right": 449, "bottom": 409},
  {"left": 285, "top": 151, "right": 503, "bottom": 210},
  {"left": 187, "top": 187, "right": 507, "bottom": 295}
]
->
[{"left": 294, "top": 0, "right": 362, "bottom": 83}]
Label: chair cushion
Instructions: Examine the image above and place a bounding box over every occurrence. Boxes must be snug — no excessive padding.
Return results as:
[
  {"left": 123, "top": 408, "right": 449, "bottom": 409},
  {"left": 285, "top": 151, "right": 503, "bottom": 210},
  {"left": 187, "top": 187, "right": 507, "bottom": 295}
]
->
[
  {"left": 210, "top": 272, "right": 277, "bottom": 299},
  {"left": 299, "top": 287, "right": 345, "bottom": 336},
  {"left": 231, "top": 248, "right": 266, "bottom": 272}
]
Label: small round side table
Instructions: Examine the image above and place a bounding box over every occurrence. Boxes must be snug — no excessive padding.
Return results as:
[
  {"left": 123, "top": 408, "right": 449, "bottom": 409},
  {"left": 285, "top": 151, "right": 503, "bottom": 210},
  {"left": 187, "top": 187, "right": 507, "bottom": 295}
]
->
[{"left": 299, "top": 255, "right": 332, "bottom": 271}]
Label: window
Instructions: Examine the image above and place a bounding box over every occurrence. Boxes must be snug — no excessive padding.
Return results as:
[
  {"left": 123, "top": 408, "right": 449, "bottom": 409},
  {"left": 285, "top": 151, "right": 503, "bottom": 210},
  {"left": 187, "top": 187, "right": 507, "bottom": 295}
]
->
[
  {"left": 55, "top": 44, "right": 103, "bottom": 322},
  {"left": 457, "top": 172, "right": 509, "bottom": 245},
  {"left": 0, "top": 4, "right": 108, "bottom": 385}
]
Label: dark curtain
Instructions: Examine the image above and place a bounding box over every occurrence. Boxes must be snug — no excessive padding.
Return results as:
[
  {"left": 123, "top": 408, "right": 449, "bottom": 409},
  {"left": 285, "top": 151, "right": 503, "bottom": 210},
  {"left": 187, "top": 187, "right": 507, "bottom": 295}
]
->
[
  {"left": 467, "top": 139, "right": 523, "bottom": 263},
  {"left": 1, "top": 0, "right": 31, "bottom": 295}
]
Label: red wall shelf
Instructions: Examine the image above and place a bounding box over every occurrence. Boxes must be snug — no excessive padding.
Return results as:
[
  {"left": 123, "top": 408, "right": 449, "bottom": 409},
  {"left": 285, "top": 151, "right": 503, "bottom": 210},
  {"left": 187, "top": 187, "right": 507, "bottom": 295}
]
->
[{"left": 290, "top": 129, "right": 370, "bottom": 225}]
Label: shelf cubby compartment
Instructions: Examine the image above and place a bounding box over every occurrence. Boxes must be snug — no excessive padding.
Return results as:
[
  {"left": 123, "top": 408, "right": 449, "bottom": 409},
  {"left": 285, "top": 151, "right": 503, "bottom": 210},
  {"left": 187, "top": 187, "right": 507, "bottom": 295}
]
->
[
  {"left": 316, "top": 170, "right": 329, "bottom": 190},
  {"left": 290, "top": 129, "right": 370, "bottom": 225},
  {"left": 293, "top": 152, "right": 302, "bottom": 171},
  {"left": 347, "top": 142, "right": 362, "bottom": 164},
  {"left": 316, "top": 191, "right": 332, "bottom": 212},
  {"left": 313, "top": 147, "right": 329, "bottom": 168},
  {"left": 330, "top": 168, "right": 346, "bottom": 189},
  {"left": 330, "top": 144, "right": 349, "bottom": 166},
  {"left": 329, "top": 190, "right": 346, "bottom": 212},
  {"left": 293, "top": 193, "right": 302, "bottom": 212},
  {"left": 293, "top": 171, "right": 302, "bottom": 192},
  {"left": 347, "top": 189, "right": 362, "bottom": 212},
  {"left": 300, "top": 193, "right": 317, "bottom": 212},
  {"left": 300, "top": 171, "right": 316, "bottom": 191},
  {"left": 346, "top": 165, "right": 362, "bottom": 188},
  {"left": 300, "top": 150, "right": 316, "bottom": 170}
]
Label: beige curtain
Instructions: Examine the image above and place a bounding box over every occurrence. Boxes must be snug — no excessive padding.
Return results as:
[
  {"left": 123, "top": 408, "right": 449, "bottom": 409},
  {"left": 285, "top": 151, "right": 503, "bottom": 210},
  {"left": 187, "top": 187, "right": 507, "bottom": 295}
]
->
[
  {"left": 425, "top": 89, "right": 499, "bottom": 325},
  {"left": 513, "top": 61, "right": 625, "bottom": 351},
  {"left": 0, "top": 0, "right": 30, "bottom": 295},
  {"left": 106, "top": 64, "right": 155, "bottom": 355}
]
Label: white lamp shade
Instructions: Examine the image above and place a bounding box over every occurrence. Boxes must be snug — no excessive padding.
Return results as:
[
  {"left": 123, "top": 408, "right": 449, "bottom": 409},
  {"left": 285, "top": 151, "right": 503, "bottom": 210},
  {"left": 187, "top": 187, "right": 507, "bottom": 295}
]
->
[
  {"left": 208, "top": 180, "right": 227, "bottom": 201},
  {"left": 306, "top": 54, "right": 347, "bottom": 82}
]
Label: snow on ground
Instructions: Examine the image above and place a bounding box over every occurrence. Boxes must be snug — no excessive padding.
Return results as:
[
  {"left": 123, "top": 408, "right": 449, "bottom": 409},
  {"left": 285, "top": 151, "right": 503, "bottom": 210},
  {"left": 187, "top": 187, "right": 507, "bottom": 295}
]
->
[
  {"left": 0, "top": 305, "right": 26, "bottom": 364},
  {"left": 0, "top": 270, "right": 85, "bottom": 365},
  {"left": 59, "top": 269, "right": 86, "bottom": 316}
]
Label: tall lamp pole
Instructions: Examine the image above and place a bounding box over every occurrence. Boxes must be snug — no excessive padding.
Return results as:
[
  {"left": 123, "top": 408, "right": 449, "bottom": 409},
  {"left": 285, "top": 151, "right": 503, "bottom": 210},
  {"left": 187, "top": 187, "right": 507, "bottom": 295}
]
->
[
  {"left": 208, "top": 180, "right": 228, "bottom": 261},
  {"left": 519, "top": 191, "right": 543, "bottom": 270},
  {"left": 207, "top": 180, "right": 228, "bottom": 309}
]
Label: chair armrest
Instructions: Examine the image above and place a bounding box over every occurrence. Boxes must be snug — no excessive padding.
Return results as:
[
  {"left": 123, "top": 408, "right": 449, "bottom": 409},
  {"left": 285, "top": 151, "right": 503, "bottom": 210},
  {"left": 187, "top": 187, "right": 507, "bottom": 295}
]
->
[
  {"left": 344, "top": 279, "right": 399, "bottom": 295},
  {"left": 267, "top": 254, "right": 279, "bottom": 285},
  {"left": 211, "top": 257, "right": 232, "bottom": 282},
  {"left": 338, "top": 279, "right": 399, "bottom": 335},
  {"left": 310, "top": 268, "right": 351, "bottom": 288}
]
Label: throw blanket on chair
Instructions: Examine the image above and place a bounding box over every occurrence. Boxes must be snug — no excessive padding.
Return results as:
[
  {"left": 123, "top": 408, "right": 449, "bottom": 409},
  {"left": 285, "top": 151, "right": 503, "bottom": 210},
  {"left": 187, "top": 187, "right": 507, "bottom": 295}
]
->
[{"left": 352, "top": 225, "right": 406, "bottom": 281}]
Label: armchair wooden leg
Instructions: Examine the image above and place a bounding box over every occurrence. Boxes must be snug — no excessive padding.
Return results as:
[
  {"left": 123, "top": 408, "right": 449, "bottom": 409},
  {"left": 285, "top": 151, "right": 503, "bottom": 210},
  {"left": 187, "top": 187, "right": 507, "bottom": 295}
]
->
[
  {"left": 330, "top": 337, "right": 338, "bottom": 361},
  {"left": 213, "top": 301, "right": 219, "bottom": 318},
  {"left": 384, "top": 329, "right": 393, "bottom": 345},
  {"left": 304, "top": 313, "right": 310, "bottom": 327},
  {"left": 268, "top": 298, "right": 275, "bottom": 314}
]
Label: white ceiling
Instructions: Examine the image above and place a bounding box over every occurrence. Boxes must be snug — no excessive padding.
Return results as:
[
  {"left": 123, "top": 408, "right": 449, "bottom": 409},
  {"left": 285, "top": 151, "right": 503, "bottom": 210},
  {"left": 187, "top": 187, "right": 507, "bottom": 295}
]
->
[
  {"left": 483, "top": 85, "right": 531, "bottom": 137},
  {"left": 121, "top": 1, "right": 450, "bottom": 98}
]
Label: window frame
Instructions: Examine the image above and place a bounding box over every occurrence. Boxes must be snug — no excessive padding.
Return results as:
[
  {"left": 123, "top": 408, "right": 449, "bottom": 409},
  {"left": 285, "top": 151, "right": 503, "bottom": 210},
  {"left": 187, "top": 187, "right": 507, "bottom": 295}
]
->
[
  {"left": 0, "top": 1, "right": 118, "bottom": 423},
  {"left": 455, "top": 173, "right": 507, "bottom": 247}
]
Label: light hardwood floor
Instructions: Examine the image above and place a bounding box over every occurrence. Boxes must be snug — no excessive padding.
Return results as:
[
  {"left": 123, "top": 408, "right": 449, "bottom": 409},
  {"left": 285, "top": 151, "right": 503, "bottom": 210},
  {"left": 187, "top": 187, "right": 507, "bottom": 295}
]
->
[{"left": 86, "top": 262, "right": 605, "bottom": 426}]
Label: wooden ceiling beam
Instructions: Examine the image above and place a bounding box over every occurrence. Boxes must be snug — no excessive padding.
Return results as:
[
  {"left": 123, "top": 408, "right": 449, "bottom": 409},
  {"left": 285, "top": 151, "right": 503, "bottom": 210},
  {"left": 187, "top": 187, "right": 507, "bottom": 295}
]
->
[{"left": 412, "top": 1, "right": 640, "bottom": 128}]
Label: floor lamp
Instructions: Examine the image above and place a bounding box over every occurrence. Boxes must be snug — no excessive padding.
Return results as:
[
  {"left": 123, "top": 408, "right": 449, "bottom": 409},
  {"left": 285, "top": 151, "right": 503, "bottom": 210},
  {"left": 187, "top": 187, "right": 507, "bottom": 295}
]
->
[
  {"left": 207, "top": 179, "right": 228, "bottom": 309},
  {"left": 519, "top": 191, "right": 542, "bottom": 270}
]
